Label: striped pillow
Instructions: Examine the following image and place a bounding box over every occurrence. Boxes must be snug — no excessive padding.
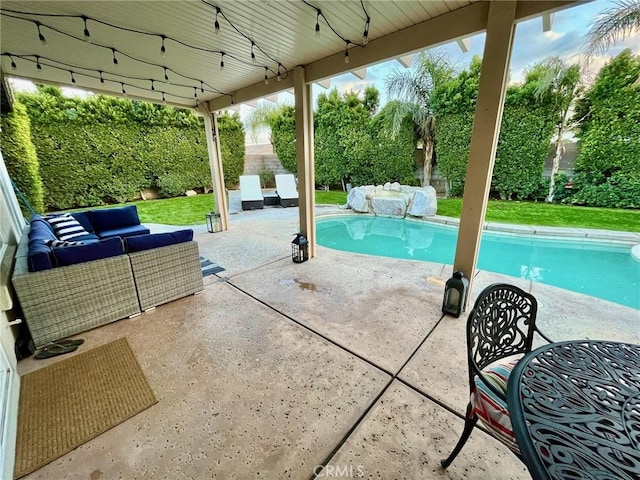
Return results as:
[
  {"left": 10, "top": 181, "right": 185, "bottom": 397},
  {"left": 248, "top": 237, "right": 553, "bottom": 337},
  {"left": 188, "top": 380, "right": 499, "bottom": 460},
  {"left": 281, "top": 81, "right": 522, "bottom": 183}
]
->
[
  {"left": 44, "top": 214, "right": 89, "bottom": 241},
  {"left": 470, "top": 360, "right": 520, "bottom": 454},
  {"left": 44, "top": 239, "right": 85, "bottom": 248}
]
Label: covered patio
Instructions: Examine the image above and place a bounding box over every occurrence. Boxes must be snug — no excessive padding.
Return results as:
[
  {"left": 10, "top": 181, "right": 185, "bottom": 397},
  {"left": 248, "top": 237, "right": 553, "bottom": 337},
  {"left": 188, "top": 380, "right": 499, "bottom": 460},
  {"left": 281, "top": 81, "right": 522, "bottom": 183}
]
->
[
  {"left": 4, "top": 1, "right": 637, "bottom": 478},
  {"left": 16, "top": 207, "right": 640, "bottom": 478}
]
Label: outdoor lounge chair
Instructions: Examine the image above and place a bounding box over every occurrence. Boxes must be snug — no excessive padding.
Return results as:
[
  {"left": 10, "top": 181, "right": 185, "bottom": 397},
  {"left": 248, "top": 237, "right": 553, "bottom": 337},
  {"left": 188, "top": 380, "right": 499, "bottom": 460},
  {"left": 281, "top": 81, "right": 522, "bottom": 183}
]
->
[
  {"left": 275, "top": 174, "right": 299, "bottom": 207},
  {"left": 239, "top": 175, "right": 264, "bottom": 210}
]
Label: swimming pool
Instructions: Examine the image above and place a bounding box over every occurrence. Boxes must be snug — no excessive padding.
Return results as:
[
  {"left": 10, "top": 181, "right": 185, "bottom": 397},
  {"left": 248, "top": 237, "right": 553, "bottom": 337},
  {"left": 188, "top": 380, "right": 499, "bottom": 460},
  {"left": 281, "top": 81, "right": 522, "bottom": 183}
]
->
[{"left": 316, "top": 215, "right": 640, "bottom": 310}]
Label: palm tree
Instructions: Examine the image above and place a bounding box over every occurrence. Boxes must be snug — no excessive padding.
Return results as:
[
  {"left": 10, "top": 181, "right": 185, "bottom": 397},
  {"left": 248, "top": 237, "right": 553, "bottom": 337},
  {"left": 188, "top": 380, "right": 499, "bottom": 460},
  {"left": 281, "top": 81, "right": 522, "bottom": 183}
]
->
[
  {"left": 585, "top": 0, "right": 640, "bottom": 58},
  {"left": 384, "top": 51, "right": 454, "bottom": 186},
  {"left": 532, "top": 57, "right": 582, "bottom": 202}
]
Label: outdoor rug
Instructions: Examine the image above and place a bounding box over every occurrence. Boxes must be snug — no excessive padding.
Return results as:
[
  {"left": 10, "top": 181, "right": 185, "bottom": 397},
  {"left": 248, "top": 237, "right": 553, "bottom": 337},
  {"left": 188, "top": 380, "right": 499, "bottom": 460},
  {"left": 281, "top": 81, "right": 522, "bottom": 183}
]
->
[
  {"left": 14, "top": 338, "right": 157, "bottom": 479},
  {"left": 200, "top": 256, "right": 225, "bottom": 277}
]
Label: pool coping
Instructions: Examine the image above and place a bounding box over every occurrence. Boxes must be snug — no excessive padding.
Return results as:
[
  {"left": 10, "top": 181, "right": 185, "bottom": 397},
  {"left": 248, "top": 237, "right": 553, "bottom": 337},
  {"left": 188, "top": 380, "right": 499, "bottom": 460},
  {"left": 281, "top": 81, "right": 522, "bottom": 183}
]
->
[{"left": 315, "top": 208, "right": 640, "bottom": 246}]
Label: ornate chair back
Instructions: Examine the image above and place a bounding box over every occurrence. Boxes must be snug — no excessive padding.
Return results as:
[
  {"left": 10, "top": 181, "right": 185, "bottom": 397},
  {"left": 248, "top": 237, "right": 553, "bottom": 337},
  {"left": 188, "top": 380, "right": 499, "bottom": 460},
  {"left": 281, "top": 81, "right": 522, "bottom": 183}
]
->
[{"left": 466, "top": 284, "right": 538, "bottom": 392}]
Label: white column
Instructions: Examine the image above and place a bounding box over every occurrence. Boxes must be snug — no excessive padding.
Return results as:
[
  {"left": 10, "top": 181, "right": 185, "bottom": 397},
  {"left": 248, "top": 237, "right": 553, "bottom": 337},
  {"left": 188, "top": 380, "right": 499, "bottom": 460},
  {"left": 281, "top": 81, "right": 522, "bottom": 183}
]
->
[
  {"left": 199, "top": 105, "right": 229, "bottom": 231},
  {"left": 453, "top": 1, "right": 516, "bottom": 303},
  {"left": 294, "top": 66, "right": 316, "bottom": 257}
]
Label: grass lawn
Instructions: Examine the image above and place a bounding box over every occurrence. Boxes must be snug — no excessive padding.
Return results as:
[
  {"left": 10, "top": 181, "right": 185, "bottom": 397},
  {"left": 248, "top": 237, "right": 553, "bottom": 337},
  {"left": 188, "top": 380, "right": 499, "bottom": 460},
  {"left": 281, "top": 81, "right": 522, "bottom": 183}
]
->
[
  {"left": 80, "top": 191, "right": 638, "bottom": 232},
  {"left": 437, "top": 198, "right": 639, "bottom": 232}
]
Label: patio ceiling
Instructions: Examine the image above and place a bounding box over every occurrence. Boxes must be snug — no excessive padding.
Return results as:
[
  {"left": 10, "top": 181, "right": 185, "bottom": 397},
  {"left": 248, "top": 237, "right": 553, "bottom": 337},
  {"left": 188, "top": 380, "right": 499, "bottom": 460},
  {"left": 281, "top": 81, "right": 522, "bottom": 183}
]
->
[{"left": 0, "top": 1, "right": 575, "bottom": 111}]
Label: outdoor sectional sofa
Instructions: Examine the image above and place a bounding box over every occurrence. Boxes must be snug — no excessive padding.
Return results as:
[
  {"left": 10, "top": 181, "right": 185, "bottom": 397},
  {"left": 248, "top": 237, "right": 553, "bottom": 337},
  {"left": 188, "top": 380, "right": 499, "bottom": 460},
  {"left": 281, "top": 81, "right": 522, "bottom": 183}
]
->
[{"left": 12, "top": 205, "right": 203, "bottom": 347}]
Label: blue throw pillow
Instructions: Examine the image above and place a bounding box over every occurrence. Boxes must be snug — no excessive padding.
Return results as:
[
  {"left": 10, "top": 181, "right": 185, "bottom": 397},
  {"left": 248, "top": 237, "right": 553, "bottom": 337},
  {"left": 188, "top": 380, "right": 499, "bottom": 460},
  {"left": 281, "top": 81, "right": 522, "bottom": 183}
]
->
[
  {"left": 69, "top": 211, "right": 95, "bottom": 233},
  {"left": 125, "top": 229, "right": 193, "bottom": 253},
  {"left": 52, "top": 237, "right": 125, "bottom": 267},
  {"left": 90, "top": 206, "right": 140, "bottom": 233}
]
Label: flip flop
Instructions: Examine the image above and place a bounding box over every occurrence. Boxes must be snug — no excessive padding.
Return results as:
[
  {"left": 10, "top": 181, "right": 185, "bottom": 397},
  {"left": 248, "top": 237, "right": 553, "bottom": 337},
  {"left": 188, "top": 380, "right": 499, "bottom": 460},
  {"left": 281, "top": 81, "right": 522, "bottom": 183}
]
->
[
  {"left": 34, "top": 343, "right": 79, "bottom": 360},
  {"left": 42, "top": 339, "right": 85, "bottom": 349}
]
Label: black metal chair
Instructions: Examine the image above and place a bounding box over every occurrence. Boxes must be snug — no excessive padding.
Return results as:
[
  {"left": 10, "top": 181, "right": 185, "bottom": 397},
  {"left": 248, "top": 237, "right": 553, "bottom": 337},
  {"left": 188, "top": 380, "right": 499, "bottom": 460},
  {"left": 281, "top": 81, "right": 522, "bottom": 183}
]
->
[{"left": 440, "top": 283, "right": 551, "bottom": 468}]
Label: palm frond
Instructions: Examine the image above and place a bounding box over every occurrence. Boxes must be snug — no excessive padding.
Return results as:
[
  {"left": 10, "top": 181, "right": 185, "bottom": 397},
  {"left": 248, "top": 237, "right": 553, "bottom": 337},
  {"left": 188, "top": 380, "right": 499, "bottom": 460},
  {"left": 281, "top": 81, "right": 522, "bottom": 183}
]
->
[{"left": 585, "top": 0, "right": 640, "bottom": 57}]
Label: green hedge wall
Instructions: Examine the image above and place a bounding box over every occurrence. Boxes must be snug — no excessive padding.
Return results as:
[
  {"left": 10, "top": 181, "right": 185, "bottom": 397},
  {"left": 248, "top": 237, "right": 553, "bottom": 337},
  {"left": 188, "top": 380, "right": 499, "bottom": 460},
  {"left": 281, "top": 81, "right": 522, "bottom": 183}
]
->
[
  {"left": 17, "top": 88, "right": 244, "bottom": 210},
  {"left": 0, "top": 102, "right": 44, "bottom": 213}
]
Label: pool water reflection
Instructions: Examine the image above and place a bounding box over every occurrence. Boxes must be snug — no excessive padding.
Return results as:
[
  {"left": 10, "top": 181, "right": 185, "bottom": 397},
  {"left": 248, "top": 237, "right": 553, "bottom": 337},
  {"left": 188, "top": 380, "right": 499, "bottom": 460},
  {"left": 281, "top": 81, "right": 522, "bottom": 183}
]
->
[{"left": 316, "top": 216, "right": 640, "bottom": 309}]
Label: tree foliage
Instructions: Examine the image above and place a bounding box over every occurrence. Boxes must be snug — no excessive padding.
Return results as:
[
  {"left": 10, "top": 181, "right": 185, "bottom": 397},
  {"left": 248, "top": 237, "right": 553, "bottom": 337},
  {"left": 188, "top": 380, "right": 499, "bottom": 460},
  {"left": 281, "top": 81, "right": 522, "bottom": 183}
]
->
[
  {"left": 384, "top": 51, "right": 454, "bottom": 185},
  {"left": 570, "top": 49, "right": 640, "bottom": 208},
  {"left": 15, "top": 87, "right": 244, "bottom": 209},
  {"left": 0, "top": 102, "right": 45, "bottom": 213}
]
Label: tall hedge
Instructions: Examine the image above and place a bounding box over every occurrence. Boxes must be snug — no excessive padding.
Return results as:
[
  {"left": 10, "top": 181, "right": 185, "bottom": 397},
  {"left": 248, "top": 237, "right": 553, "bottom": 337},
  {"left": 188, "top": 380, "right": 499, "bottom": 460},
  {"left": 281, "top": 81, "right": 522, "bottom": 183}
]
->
[
  {"left": 432, "top": 56, "right": 556, "bottom": 199},
  {"left": 0, "top": 102, "right": 44, "bottom": 213},
  {"left": 216, "top": 112, "right": 245, "bottom": 186},
  {"left": 17, "top": 87, "right": 244, "bottom": 210},
  {"left": 270, "top": 106, "right": 296, "bottom": 173},
  {"left": 570, "top": 50, "right": 640, "bottom": 208}
]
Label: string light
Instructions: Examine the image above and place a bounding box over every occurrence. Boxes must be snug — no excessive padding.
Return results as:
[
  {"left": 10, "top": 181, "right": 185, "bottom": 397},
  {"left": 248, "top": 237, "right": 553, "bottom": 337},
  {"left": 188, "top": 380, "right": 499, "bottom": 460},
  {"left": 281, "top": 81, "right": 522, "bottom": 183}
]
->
[
  {"left": 111, "top": 48, "right": 119, "bottom": 66},
  {"left": 162, "top": 91, "right": 166, "bottom": 103},
  {"left": 164, "top": 67, "right": 169, "bottom": 81},
  {"left": 363, "top": 18, "right": 370, "bottom": 45},
  {"left": 3, "top": 8, "right": 288, "bottom": 81},
  {"left": 36, "top": 55, "right": 42, "bottom": 70},
  {"left": 277, "top": 64, "right": 282, "bottom": 82},
  {"left": 251, "top": 42, "right": 256, "bottom": 63},
  {"left": 264, "top": 67, "right": 269, "bottom": 85},
  {"left": 35, "top": 21, "right": 47, "bottom": 45},
  {"left": 150, "top": 79, "right": 155, "bottom": 91},
  {"left": 361, "top": 0, "right": 370, "bottom": 45},
  {"left": 303, "top": 1, "right": 370, "bottom": 49},
  {"left": 220, "top": 52, "right": 225, "bottom": 70},
  {"left": 344, "top": 41, "right": 350, "bottom": 64},
  {"left": 193, "top": 87, "right": 197, "bottom": 98},
  {"left": 70, "top": 71, "right": 76, "bottom": 83},
  {"left": 160, "top": 35, "right": 166, "bottom": 58},
  {"left": 214, "top": 7, "right": 221, "bottom": 35},
  {"left": 200, "top": 80, "right": 204, "bottom": 93},
  {"left": 121, "top": 82, "right": 126, "bottom": 95},
  {"left": 82, "top": 15, "right": 90, "bottom": 41},
  {"left": 99, "top": 70, "right": 104, "bottom": 83},
  {"left": 9, "top": 54, "right": 17, "bottom": 70}
]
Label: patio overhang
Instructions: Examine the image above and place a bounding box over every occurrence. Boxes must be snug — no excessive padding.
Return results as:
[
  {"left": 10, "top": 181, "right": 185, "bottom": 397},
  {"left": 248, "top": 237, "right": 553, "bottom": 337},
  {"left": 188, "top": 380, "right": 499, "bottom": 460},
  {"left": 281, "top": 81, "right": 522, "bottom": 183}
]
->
[{"left": 0, "top": 0, "right": 582, "bottom": 299}]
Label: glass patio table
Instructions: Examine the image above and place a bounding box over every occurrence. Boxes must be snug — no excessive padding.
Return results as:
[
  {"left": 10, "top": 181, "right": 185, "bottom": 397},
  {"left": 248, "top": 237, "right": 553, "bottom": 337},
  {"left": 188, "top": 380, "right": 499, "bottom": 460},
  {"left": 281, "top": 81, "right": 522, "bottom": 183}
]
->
[{"left": 507, "top": 340, "right": 640, "bottom": 480}]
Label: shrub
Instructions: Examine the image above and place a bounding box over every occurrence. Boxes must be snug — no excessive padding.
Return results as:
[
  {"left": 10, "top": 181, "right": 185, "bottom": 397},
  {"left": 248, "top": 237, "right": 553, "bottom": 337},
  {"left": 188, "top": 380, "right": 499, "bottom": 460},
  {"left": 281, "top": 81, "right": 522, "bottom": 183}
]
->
[{"left": 0, "top": 102, "right": 44, "bottom": 213}]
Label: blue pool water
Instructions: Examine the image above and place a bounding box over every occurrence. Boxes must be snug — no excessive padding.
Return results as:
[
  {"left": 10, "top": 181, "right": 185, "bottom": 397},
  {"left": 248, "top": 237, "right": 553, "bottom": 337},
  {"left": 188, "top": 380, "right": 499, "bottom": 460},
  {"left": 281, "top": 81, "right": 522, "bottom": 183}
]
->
[{"left": 316, "top": 216, "right": 640, "bottom": 309}]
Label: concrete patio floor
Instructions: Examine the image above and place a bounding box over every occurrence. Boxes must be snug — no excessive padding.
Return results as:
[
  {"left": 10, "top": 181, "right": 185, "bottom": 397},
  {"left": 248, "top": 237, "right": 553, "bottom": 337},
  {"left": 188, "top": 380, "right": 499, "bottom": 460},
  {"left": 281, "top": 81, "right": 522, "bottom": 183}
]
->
[{"left": 18, "top": 205, "right": 639, "bottom": 479}]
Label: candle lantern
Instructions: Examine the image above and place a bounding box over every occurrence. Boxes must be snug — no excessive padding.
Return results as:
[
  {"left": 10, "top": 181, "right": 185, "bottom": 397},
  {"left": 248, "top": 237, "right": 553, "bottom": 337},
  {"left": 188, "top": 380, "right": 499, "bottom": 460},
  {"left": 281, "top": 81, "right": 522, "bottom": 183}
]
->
[
  {"left": 442, "top": 270, "right": 469, "bottom": 317},
  {"left": 205, "top": 212, "right": 222, "bottom": 233},
  {"left": 291, "top": 233, "right": 309, "bottom": 263}
]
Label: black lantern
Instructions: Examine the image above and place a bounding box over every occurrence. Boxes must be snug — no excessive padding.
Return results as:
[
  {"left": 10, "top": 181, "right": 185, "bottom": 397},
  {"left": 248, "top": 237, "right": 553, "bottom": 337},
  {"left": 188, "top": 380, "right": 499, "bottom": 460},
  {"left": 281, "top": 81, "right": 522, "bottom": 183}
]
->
[
  {"left": 205, "top": 212, "right": 222, "bottom": 233},
  {"left": 442, "top": 270, "right": 469, "bottom": 317},
  {"left": 291, "top": 233, "right": 309, "bottom": 263}
]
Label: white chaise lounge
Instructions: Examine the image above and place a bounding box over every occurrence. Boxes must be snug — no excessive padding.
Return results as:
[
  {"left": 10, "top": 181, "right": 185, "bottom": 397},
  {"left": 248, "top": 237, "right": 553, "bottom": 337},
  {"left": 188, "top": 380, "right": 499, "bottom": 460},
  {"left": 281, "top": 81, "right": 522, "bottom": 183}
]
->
[
  {"left": 275, "top": 174, "right": 299, "bottom": 207},
  {"left": 239, "top": 175, "right": 264, "bottom": 210}
]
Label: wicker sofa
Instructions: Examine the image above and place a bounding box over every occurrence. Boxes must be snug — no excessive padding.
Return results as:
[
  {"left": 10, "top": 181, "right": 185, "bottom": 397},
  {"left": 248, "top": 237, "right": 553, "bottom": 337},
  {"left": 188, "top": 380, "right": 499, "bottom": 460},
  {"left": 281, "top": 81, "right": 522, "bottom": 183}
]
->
[{"left": 12, "top": 207, "right": 203, "bottom": 347}]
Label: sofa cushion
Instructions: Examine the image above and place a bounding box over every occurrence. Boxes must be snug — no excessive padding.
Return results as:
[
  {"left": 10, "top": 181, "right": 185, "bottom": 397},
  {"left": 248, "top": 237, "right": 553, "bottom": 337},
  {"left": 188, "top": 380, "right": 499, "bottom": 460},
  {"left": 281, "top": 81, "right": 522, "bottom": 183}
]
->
[
  {"left": 124, "top": 229, "right": 193, "bottom": 253},
  {"left": 45, "top": 214, "right": 89, "bottom": 241},
  {"left": 27, "top": 215, "right": 58, "bottom": 271},
  {"left": 29, "top": 214, "right": 56, "bottom": 237},
  {"left": 90, "top": 205, "right": 140, "bottom": 233},
  {"left": 97, "top": 225, "right": 151, "bottom": 239},
  {"left": 52, "top": 237, "right": 125, "bottom": 267},
  {"left": 72, "top": 233, "right": 100, "bottom": 243},
  {"left": 69, "top": 211, "right": 95, "bottom": 234}
]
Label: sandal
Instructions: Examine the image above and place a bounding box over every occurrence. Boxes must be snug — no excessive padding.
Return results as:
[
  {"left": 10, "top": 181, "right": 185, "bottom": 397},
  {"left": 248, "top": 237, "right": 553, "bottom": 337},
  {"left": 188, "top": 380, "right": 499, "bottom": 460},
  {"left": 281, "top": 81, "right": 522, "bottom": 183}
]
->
[{"left": 34, "top": 343, "right": 79, "bottom": 360}]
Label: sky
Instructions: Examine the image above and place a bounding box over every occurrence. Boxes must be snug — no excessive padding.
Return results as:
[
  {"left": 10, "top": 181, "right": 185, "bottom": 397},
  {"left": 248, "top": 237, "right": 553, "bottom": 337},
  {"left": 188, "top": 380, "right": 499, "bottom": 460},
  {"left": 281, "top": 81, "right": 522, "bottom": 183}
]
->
[{"left": 9, "top": 0, "right": 640, "bottom": 145}]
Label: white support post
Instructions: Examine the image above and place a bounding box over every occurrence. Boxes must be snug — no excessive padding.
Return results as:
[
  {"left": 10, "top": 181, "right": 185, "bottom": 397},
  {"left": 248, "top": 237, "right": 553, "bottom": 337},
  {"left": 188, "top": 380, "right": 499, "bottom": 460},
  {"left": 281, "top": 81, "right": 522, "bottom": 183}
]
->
[
  {"left": 198, "top": 104, "right": 229, "bottom": 231},
  {"left": 453, "top": 1, "right": 516, "bottom": 305},
  {"left": 294, "top": 66, "right": 316, "bottom": 257}
]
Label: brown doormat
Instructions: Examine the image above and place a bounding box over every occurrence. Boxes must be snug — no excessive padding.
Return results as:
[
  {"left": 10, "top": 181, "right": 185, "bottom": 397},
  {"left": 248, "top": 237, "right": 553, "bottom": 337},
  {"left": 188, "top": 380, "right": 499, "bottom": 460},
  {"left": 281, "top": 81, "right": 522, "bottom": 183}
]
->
[{"left": 14, "top": 338, "right": 158, "bottom": 479}]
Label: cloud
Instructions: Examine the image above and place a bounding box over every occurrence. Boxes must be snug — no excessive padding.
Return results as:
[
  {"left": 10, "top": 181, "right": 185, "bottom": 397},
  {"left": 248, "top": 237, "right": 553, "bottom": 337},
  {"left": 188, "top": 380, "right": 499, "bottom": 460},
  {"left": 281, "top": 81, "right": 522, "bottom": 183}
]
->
[{"left": 543, "top": 31, "right": 565, "bottom": 41}]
